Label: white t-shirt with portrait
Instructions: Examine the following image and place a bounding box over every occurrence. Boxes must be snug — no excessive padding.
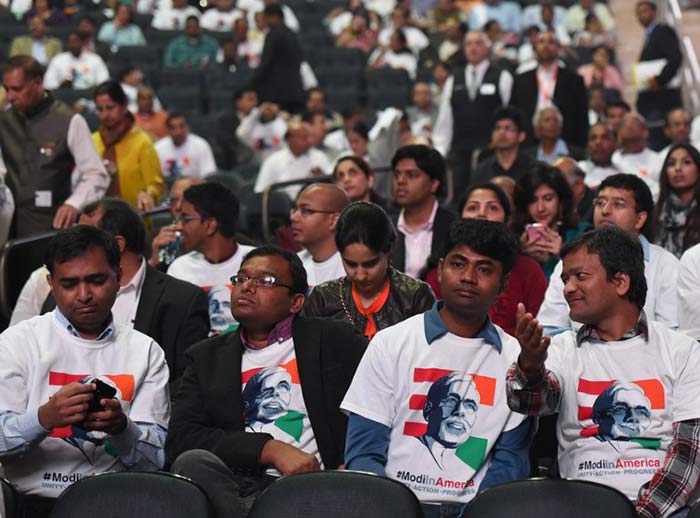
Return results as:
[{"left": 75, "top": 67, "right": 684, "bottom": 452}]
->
[
  {"left": 167, "top": 246, "right": 254, "bottom": 334},
  {"left": 545, "top": 322, "right": 700, "bottom": 499},
  {"left": 241, "top": 337, "right": 321, "bottom": 476},
  {"left": 341, "top": 313, "right": 525, "bottom": 504}
]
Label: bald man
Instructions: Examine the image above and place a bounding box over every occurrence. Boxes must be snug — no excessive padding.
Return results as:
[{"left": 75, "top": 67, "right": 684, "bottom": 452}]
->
[
  {"left": 254, "top": 120, "right": 332, "bottom": 197},
  {"left": 290, "top": 183, "right": 350, "bottom": 287}
]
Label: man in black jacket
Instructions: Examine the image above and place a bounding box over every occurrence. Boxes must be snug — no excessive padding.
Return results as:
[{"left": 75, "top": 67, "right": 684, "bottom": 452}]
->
[
  {"left": 635, "top": 0, "right": 683, "bottom": 150},
  {"left": 249, "top": 4, "right": 304, "bottom": 113},
  {"left": 167, "top": 245, "right": 368, "bottom": 517}
]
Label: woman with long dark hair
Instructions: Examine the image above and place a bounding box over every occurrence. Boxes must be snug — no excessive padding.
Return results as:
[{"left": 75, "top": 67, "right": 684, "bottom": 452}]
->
[
  {"left": 653, "top": 143, "right": 700, "bottom": 257},
  {"left": 303, "top": 202, "right": 434, "bottom": 340}
]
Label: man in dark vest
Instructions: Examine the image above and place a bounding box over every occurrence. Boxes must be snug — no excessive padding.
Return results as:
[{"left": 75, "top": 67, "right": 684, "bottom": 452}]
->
[
  {"left": 432, "top": 30, "right": 513, "bottom": 193},
  {"left": 0, "top": 55, "right": 108, "bottom": 238}
]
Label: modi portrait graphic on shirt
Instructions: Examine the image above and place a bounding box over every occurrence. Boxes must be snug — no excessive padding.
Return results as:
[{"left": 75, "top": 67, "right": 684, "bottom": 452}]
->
[
  {"left": 417, "top": 372, "right": 481, "bottom": 469},
  {"left": 592, "top": 382, "right": 652, "bottom": 441},
  {"left": 205, "top": 285, "right": 237, "bottom": 334}
]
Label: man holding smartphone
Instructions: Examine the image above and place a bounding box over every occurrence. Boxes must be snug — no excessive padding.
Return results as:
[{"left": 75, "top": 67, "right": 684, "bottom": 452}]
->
[{"left": 0, "top": 226, "right": 170, "bottom": 518}]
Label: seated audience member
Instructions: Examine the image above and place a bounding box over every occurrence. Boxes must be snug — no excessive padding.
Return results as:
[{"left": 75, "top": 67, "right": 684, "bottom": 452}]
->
[
  {"left": 303, "top": 202, "right": 435, "bottom": 338},
  {"left": 425, "top": 183, "right": 547, "bottom": 335},
  {"left": 429, "top": 0, "right": 461, "bottom": 32},
  {"left": 437, "top": 20, "right": 466, "bottom": 63},
  {"left": 303, "top": 112, "right": 339, "bottom": 163},
  {"left": 537, "top": 173, "right": 680, "bottom": 333},
  {"left": 611, "top": 112, "right": 662, "bottom": 200},
  {"left": 577, "top": 45, "right": 623, "bottom": 91},
  {"left": 236, "top": 101, "right": 287, "bottom": 164},
  {"left": 119, "top": 67, "right": 161, "bottom": 114},
  {"left": 92, "top": 81, "right": 164, "bottom": 211},
  {"left": 134, "top": 87, "right": 169, "bottom": 140},
  {"left": 163, "top": 16, "right": 218, "bottom": 69},
  {"left": 9, "top": 15, "right": 62, "bottom": 65},
  {"left": 528, "top": 105, "right": 585, "bottom": 164},
  {"left": 152, "top": 0, "right": 200, "bottom": 30},
  {"left": 566, "top": 0, "right": 615, "bottom": 35},
  {"left": 679, "top": 242, "right": 700, "bottom": 340},
  {"left": 43, "top": 31, "right": 110, "bottom": 91},
  {"left": 291, "top": 183, "right": 350, "bottom": 287},
  {"left": 336, "top": 9, "right": 378, "bottom": 53},
  {"left": 167, "top": 182, "right": 255, "bottom": 335},
  {"left": 149, "top": 177, "right": 205, "bottom": 271},
  {"left": 512, "top": 162, "right": 590, "bottom": 278},
  {"left": 577, "top": 121, "right": 619, "bottom": 188},
  {"left": 377, "top": 6, "right": 429, "bottom": 55},
  {"left": 652, "top": 143, "right": 700, "bottom": 258},
  {"left": 42, "top": 198, "right": 207, "bottom": 389},
  {"left": 368, "top": 29, "right": 418, "bottom": 80},
  {"left": 324, "top": 105, "right": 366, "bottom": 154},
  {"left": 605, "top": 99, "right": 631, "bottom": 133},
  {"left": 0, "top": 225, "right": 170, "bottom": 516},
  {"left": 554, "top": 156, "right": 595, "bottom": 223},
  {"left": 507, "top": 226, "right": 700, "bottom": 517},
  {"left": 659, "top": 108, "right": 692, "bottom": 160},
  {"left": 483, "top": 20, "right": 519, "bottom": 66},
  {"left": 254, "top": 121, "right": 332, "bottom": 195},
  {"left": 333, "top": 156, "right": 386, "bottom": 207},
  {"left": 472, "top": 107, "right": 532, "bottom": 186},
  {"left": 215, "top": 88, "right": 257, "bottom": 170},
  {"left": 572, "top": 12, "right": 616, "bottom": 48},
  {"left": 406, "top": 81, "right": 438, "bottom": 140},
  {"left": 587, "top": 85, "right": 607, "bottom": 127},
  {"left": 167, "top": 245, "right": 368, "bottom": 517},
  {"left": 234, "top": 15, "right": 263, "bottom": 67},
  {"left": 97, "top": 3, "right": 146, "bottom": 47},
  {"left": 200, "top": 0, "right": 242, "bottom": 31},
  {"left": 155, "top": 113, "right": 218, "bottom": 180},
  {"left": 304, "top": 88, "right": 341, "bottom": 129},
  {"left": 390, "top": 145, "right": 457, "bottom": 279},
  {"left": 468, "top": 0, "right": 522, "bottom": 35},
  {"left": 22, "top": 0, "right": 68, "bottom": 25},
  {"left": 342, "top": 219, "right": 530, "bottom": 516},
  {"left": 536, "top": 3, "right": 571, "bottom": 48}
]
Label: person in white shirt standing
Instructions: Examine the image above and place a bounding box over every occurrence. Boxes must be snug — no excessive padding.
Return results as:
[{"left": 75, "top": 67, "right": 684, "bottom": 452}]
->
[
  {"left": 155, "top": 113, "right": 218, "bottom": 180},
  {"left": 43, "top": 31, "right": 110, "bottom": 91},
  {"left": 254, "top": 120, "right": 332, "bottom": 196},
  {"left": 290, "top": 183, "right": 350, "bottom": 288},
  {"left": 0, "top": 225, "right": 170, "bottom": 517}
]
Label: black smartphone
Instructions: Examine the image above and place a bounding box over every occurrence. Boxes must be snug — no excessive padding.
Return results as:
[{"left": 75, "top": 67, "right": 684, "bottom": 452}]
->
[{"left": 86, "top": 378, "right": 117, "bottom": 413}]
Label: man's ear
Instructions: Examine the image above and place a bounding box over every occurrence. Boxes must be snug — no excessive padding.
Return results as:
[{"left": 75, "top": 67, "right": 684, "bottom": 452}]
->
[
  {"left": 46, "top": 273, "right": 54, "bottom": 292},
  {"left": 612, "top": 271, "right": 631, "bottom": 298},
  {"left": 437, "top": 258, "right": 445, "bottom": 286},
  {"left": 289, "top": 292, "right": 306, "bottom": 314},
  {"left": 634, "top": 211, "right": 648, "bottom": 232},
  {"left": 205, "top": 217, "right": 219, "bottom": 236},
  {"left": 328, "top": 212, "right": 341, "bottom": 232},
  {"left": 430, "top": 178, "right": 440, "bottom": 195},
  {"left": 114, "top": 235, "right": 127, "bottom": 254},
  {"left": 518, "top": 131, "right": 526, "bottom": 143}
]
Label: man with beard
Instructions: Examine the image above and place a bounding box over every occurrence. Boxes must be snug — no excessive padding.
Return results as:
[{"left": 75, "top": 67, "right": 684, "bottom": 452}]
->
[
  {"left": 167, "top": 245, "right": 367, "bottom": 517},
  {"left": 342, "top": 219, "right": 530, "bottom": 518}
]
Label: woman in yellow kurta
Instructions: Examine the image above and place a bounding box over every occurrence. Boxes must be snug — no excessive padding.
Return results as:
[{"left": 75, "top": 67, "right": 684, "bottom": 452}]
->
[{"left": 92, "top": 80, "right": 164, "bottom": 210}]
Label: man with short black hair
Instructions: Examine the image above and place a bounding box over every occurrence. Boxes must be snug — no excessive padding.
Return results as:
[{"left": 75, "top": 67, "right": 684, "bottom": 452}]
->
[
  {"left": 162, "top": 15, "right": 218, "bottom": 68},
  {"left": 0, "top": 225, "right": 170, "bottom": 516},
  {"left": 155, "top": 113, "right": 218, "bottom": 180},
  {"left": 507, "top": 226, "right": 700, "bottom": 517},
  {"left": 43, "top": 31, "right": 110, "bottom": 91},
  {"left": 343, "top": 219, "right": 530, "bottom": 517},
  {"left": 167, "top": 182, "right": 254, "bottom": 335},
  {"left": 577, "top": 121, "right": 620, "bottom": 188},
  {"left": 167, "top": 245, "right": 367, "bottom": 517},
  {"left": 390, "top": 144, "right": 457, "bottom": 279}
]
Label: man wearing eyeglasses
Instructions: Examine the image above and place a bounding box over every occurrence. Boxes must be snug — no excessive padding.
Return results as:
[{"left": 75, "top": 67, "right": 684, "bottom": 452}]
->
[
  {"left": 166, "top": 182, "right": 254, "bottom": 335},
  {"left": 290, "top": 183, "right": 350, "bottom": 287},
  {"left": 536, "top": 173, "right": 679, "bottom": 335},
  {"left": 166, "top": 245, "right": 368, "bottom": 518}
]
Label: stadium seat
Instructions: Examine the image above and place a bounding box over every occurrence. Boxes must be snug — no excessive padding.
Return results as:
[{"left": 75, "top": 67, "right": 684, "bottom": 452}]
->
[
  {"left": 49, "top": 472, "right": 212, "bottom": 518},
  {"left": 111, "top": 45, "right": 161, "bottom": 68},
  {"left": 51, "top": 88, "right": 94, "bottom": 108},
  {"left": 1, "top": 477, "right": 17, "bottom": 518},
  {"left": 248, "top": 471, "right": 422, "bottom": 518},
  {"left": 462, "top": 478, "right": 636, "bottom": 518},
  {"left": 158, "top": 85, "right": 203, "bottom": 114}
]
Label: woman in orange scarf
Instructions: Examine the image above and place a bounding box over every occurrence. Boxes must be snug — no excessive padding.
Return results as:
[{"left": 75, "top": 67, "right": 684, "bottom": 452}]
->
[{"left": 303, "top": 202, "right": 435, "bottom": 340}]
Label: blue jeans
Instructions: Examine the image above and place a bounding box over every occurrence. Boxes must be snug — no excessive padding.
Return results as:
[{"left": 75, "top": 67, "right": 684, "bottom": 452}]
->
[{"left": 421, "top": 502, "right": 466, "bottom": 518}]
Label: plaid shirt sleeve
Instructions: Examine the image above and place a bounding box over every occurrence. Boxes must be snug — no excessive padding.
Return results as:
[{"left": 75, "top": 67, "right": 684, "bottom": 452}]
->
[
  {"left": 505, "top": 361, "right": 562, "bottom": 416},
  {"left": 636, "top": 419, "right": 700, "bottom": 518}
]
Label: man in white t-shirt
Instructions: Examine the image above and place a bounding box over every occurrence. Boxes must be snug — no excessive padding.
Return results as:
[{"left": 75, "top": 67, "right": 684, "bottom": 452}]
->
[
  {"left": 577, "top": 122, "right": 620, "bottom": 188},
  {"left": 167, "top": 181, "right": 254, "bottom": 335},
  {"left": 155, "top": 113, "right": 217, "bottom": 180},
  {"left": 254, "top": 120, "right": 332, "bottom": 196},
  {"left": 611, "top": 112, "right": 661, "bottom": 200},
  {"left": 200, "top": 0, "right": 242, "bottom": 31},
  {"left": 678, "top": 243, "right": 700, "bottom": 340},
  {"left": 507, "top": 226, "right": 700, "bottom": 517},
  {"left": 167, "top": 245, "right": 367, "bottom": 517},
  {"left": 43, "top": 31, "right": 110, "bottom": 91},
  {"left": 290, "top": 183, "right": 349, "bottom": 288},
  {"left": 151, "top": 0, "right": 200, "bottom": 30},
  {"left": 0, "top": 225, "right": 170, "bottom": 515},
  {"left": 537, "top": 173, "right": 679, "bottom": 334},
  {"left": 342, "top": 219, "right": 530, "bottom": 517}
]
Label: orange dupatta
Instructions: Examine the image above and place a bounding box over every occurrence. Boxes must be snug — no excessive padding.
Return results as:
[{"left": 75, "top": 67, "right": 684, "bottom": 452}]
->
[{"left": 351, "top": 280, "right": 391, "bottom": 340}]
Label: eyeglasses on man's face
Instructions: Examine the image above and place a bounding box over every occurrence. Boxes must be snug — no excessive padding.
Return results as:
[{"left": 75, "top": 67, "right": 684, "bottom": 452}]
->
[
  {"left": 230, "top": 274, "right": 293, "bottom": 290},
  {"left": 290, "top": 207, "right": 336, "bottom": 217},
  {"left": 174, "top": 214, "right": 202, "bottom": 224}
]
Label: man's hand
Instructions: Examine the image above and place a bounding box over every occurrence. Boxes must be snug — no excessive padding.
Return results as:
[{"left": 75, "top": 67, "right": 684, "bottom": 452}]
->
[
  {"left": 136, "top": 191, "right": 155, "bottom": 211},
  {"left": 53, "top": 204, "right": 78, "bottom": 229},
  {"left": 260, "top": 439, "right": 320, "bottom": 475},
  {"left": 38, "top": 382, "right": 95, "bottom": 430},
  {"left": 515, "top": 303, "right": 551, "bottom": 376},
  {"left": 149, "top": 224, "right": 178, "bottom": 266},
  {"left": 83, "top": 397, "right": 128, "bottom": 435}
]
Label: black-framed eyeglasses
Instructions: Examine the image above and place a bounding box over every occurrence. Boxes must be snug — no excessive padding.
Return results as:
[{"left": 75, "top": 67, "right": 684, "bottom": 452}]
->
[
  {"left": 290, "top": 207, "right": 337, "bottom": 217},
  {"left": 230, "top": 274, "right": 293, "bottom": 289},
  {"left": 174, "top": 214, "right": 202, "bottom": 224}
]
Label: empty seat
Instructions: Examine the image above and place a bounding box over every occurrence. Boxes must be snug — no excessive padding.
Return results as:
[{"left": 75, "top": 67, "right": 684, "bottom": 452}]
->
[
  {"left": 158, "top": 85, "right": 203, "bottom": 114},
  {"left": 111, "top": 45, "right": 161, "bottom": 67}
]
